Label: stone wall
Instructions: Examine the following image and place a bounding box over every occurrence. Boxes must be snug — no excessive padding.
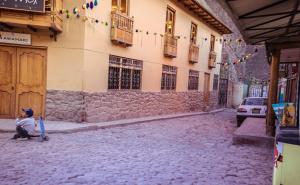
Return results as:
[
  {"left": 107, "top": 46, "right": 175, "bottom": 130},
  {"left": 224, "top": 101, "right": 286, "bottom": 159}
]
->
[
  {"left": 204, "top": 0, "right": 270, "bottom": 107},
  {"left": 245, "top": 46, "right": 270, "bottom": 81},
  {"left": 209, "top": 91, "right": 219, "bottom": 110},
  {"left": 46, "top": 90, "right": 85, "bottom": 122},
  {"left": 205, "top": 0, "right": 269, "bottom": 83},
  {"left": 46, "top": 90, "right": 219, "bottom": 123}
]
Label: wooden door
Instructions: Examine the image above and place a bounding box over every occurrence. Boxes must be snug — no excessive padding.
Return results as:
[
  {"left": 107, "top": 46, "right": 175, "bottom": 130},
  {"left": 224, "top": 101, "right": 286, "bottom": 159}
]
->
[
  {"left": 204, "top": 73, "right": 210, "bottom": 105},
  {"left": 0, "top": 46, "right": 16, "bottom": 118},
  {"left": 165, "top": 7, "right": 175, "bottom": 35},
  {"left": 190, "top": 22, "right": 197, "bottom": 44},
  {"left": 15, "top": 48, "right": 46, "bottom": 118},
  {"left": 210, "top": 35, "right": 215, "bottom": 52}
]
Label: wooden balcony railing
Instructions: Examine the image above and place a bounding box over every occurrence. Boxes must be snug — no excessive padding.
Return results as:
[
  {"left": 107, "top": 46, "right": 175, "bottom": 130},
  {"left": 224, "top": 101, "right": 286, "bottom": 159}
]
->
[
  {"left": 188, "top": 43, "right": 199, "bottom": 63},
  {"left": 0, "top": 0, "right": 63, "bottom": 32},
  {"left": 111, "top": 11, "right": 134, "bottom": 47},
  {"left": 208, "top": 51, "right": 217, "bottom": 68},
  {"left": 164, "top": 34, "right": 178, "bottom": 58}
]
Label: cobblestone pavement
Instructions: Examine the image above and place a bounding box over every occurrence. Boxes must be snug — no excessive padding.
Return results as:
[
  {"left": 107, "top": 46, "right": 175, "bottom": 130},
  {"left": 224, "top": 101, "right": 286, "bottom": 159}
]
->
[{"left": 0, "top": 110, "right": 273, "bottom": 185}]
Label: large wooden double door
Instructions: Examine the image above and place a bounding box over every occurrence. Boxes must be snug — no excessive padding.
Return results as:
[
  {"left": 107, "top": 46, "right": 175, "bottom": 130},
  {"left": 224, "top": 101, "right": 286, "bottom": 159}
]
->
[{"left": 0, "top": 46, "right": 46, "bottom": 118}]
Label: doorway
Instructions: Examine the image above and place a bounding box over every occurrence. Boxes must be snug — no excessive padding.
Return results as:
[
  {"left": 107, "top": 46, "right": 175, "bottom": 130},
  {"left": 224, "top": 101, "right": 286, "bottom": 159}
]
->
[
  {"left": 218, "top": 78, "right": 228, "bottom": 106},
  {"left": 0, "top": 46, "right": 46, "bottom": 118},
  {"left": 204, "top": 73, "right": 210, "bottom": 105}
]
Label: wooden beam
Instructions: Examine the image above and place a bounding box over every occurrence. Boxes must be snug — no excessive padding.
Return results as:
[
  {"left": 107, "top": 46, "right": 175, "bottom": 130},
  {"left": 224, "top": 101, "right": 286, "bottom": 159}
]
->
[
  {"left": 239, "top": 0, "right": 288, "bottom": 19},
  {"left": 285, "top": 0, "right": 300, "bottom": 34},
  {"left": 240, "top": 10, "right": 300, "bottom": 19},
  {"left": 251, "top": 28, "right": 300, "bottom": 44},
  {"left": 266, "top": 49, "right": 280, "bottom": 137},
  {"left": 175, "top": 0, "right": 232, "bottom": 34},
  {"left": 27, "top": 25, "right": 37, "bottom": 32},
  {"left": 249, "top": 28, "right": 285, "bottom": 39},
  {"left": 247, "top": 23, "right": 300, "bottom": 30},
  {"left": 0, "top": 23, "right": 13, "bottom": 30},
  {"left": 245, "top": 13, "right": 294, "bottom": 30}
]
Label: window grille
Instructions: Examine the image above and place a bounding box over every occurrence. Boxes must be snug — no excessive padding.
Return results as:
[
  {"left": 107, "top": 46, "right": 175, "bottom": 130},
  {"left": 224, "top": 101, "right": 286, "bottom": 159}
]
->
[
  {"left": 188, "top": 70, "right": 199, "bottom": 90},
  {"left": 108, "top": 55, "right": 143, "bottom": 90},
  {"left": 161, "top": 65, "right": 177, "bottom": 90}
]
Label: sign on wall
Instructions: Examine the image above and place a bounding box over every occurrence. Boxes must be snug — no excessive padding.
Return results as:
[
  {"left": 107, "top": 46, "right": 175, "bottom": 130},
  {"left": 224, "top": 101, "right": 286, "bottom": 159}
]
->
[
  {"left": 0, "top": 31, "right": 31, "bottom": 45},
  {"left": 0, "top": 0, "right": 45, "bottom": 13}
]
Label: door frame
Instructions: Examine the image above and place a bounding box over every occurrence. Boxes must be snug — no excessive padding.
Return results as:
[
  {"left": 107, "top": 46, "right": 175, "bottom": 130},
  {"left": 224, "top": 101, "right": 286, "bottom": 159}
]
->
[{"left": 0, "top": 44, "right": 47, "bottom": 118}]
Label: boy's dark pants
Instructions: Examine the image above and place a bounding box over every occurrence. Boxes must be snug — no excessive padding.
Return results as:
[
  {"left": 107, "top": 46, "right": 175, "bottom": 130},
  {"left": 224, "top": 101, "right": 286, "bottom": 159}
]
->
[{"left": 13, "top": 126, "right": 30, "bottom": 139}]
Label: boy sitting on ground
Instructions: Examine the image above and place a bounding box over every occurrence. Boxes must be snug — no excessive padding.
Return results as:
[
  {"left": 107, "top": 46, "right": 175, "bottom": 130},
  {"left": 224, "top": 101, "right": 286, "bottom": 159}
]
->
[{"left": 11, "top": 108, "right": 35, "bottom": 140}]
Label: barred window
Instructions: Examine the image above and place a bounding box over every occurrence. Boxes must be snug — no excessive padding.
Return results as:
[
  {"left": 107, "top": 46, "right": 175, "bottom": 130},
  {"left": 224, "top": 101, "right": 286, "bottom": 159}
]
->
[
  {"left": 161, "top": 65, "right": 177, "bottom": 90},
  {"left": 188, "top": 70, "right": 199, "bottom": 90},
  {"left": 213, "top": 74, "right": 219, "bottom": 91},
  {"left": 108, "top": 67, "right": 120, "bottom": 89},
  {"left": 108, "top": 55, "right": 143, "bottom": 90}
]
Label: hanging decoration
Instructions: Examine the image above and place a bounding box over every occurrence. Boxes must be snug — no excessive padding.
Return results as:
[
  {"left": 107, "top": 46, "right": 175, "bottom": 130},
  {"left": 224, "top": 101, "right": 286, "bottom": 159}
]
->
[
  {"left": 153, "top": 32, "right": 157, "bottom": 46},
  {"left": 89, "top": 1, "right": 94, "bottom": 9},
  {"left": 217, "top": 48, "right": 258, "bottom": 66},
  {"left": 94, "top": 0, "right": 98, "bottom": 6},
  {"left": 60, "top": 0, "right": 100, "bottom": 22},
  {"left": 73, "top": 8, "right": 79, "bottom": 14},
  {"left": 59, "top": 1, "right": 252, "bottom": 60}
]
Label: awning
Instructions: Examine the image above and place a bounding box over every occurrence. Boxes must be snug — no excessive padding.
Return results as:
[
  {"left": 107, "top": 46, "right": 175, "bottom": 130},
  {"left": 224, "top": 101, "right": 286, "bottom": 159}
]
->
[{"left": 219, "top": 0, "right": 300, "bottom": 45}]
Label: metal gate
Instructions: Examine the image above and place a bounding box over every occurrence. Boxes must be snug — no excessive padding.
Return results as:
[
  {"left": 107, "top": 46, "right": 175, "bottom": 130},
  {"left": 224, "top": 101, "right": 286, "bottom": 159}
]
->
[{"left": 218, "top": 78, "right": 228, "bottom": 106}]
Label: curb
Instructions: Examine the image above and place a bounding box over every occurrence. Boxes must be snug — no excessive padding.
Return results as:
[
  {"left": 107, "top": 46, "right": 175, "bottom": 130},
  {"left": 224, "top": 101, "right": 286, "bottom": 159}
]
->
[
  {"left": 1, "top": 108, "right": 227, "bottom": 134},
  {"left": 232, "top": 134, "right": 274, "bottom": 146}
]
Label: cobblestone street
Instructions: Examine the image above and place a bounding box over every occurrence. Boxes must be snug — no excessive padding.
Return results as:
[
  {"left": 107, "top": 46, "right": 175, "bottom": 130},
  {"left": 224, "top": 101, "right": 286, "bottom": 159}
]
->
[{"left": 0, "top": 110, "right": 273, "bottom": 185}]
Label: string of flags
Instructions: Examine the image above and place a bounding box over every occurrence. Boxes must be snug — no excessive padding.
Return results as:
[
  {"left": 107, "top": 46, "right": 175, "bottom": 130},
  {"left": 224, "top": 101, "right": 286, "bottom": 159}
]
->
[
  {"left": 58, "top": 1, "right": 246, "bottom": 44},
  {"left": 218, "top": 48, "right": 258, "bottom": 66},
  {"left": 59, "top": 0, "right": 104, "bottom": 24},
  {"left": 58, "top": 1, "right": 256, "bottom": 67}
]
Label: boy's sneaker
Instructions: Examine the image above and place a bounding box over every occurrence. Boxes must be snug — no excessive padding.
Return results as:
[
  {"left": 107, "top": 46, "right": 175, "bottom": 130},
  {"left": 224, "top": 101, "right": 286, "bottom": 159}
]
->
[{"left": 11, "top": 134, "right": 20, "bottom": 140}]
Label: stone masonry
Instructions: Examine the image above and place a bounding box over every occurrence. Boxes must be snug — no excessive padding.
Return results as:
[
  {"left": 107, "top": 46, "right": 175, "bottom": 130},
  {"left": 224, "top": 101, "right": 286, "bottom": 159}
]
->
[
  {"left": 205, "top": 0, "right": 269, "bottom": 83},
  {"left": 46, "top": 90, "right": 219, "bottom": 123},
  {"left": 0, "top": 110, "right": 273, "bottom": 185},
  {"left": 204, "top": 0, "right": 270, "bottom": 108},
  {"left": 46, "top": 90, "right": 85, "bottom": 123}
]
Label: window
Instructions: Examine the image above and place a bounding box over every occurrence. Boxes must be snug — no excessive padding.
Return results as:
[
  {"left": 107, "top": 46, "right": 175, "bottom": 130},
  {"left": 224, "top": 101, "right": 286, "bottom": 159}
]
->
[
  {"left": 190, "top": 23, "right": 197, "bottom": 44},
  {"left": 213, "top": 74, "right": 219, "bottom": 91},
  {"left": 188, "top": 70, "right": 199, "bottom": 90},
  {"left": 165, "top": 7, "right": 176, "bottom": 35},
  {"left": 112, "top": 0, "right": 129, "bottom": 15},
  {"left": 108, "top": 55, "right": 143, "bottom": 90},
  {"left": 279, "top": 63, "right": 299, "bottom": 103},
  {"left": 242, "top": 98, "right": 268, "bottom": 106},
  {"left": 161, "top": 65, "right": 177, "bottom": 90},
  {"left": 210, "top": 35, "right": 215, "bottom": 52}
]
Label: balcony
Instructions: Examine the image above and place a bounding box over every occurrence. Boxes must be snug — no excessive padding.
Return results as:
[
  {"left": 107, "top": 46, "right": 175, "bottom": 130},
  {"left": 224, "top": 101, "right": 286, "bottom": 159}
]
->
[
  {"left": 208, "top": 51, "right": 217, "bottom": 68},
  {"left": 111, "top": 11, "right": 134, "bottom": 47},
  {"left": 0, "top": 0, "right": 63, "bottom": 33},
  {"left": 188, "top": 43, "right": 199, "bottom": 63},
  {"left": 164, "top": 34, "right": 178, "bottom": 58}
]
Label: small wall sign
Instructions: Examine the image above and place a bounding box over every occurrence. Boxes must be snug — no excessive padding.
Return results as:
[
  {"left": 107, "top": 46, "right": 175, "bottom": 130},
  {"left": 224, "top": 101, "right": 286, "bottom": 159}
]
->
[
  {"left": 0, "top": 0, "right": 45, "bottom": 13},
  {"left": 0, "top": 31, "right": 31, "bottom": 45}
]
